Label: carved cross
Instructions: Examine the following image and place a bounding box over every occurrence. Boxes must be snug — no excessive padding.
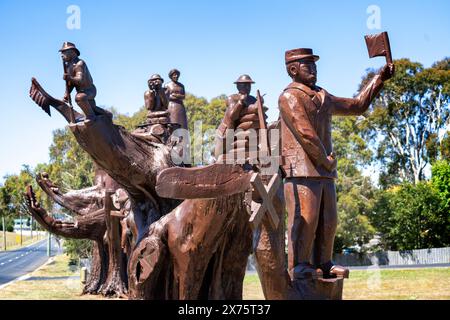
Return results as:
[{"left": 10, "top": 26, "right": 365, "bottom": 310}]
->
[{"left": 248, "top": 172, "right": 281, "bottom": 230}]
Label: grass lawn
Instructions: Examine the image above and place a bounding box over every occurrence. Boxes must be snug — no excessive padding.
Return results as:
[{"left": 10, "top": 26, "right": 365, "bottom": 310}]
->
[
  {"left": 342, "top": 267, "right": 450, "bottom": 300},
  {"left": 1, "top": 254, "right": 449, "bottom": 300},
  {"left": 243, "top": 268, "right": 450, "bottom": 300},
  {"left": 0, "top": 254, "right": 103, "bottom": 300}
]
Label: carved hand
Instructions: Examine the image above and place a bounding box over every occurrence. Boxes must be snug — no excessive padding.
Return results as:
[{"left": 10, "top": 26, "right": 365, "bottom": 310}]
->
[
  {"left": 380, "top": 63, "right": 395, "bottom": 81},
  {"left": 323, "top": 154, "right": 337, "bottom": 172},
  {"left": 63, "top": 92, "right": 70, "bottom": 103},
  {"left": 227, "top": 94, "right": 247, "bottom": 124}
]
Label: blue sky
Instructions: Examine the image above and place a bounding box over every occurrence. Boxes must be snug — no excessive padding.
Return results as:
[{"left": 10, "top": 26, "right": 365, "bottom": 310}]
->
[{"left": 0, "top": 0, "right": 449, "bottom": 180}]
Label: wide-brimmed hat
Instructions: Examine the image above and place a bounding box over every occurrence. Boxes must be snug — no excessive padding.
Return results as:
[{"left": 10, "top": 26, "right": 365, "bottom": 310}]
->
[
  {"left": 285, "top": 48, "right": 319, "bottom": 64},
  {"left": 59, "top": 42, "right": 80, "bottom": 56},
  {"left": 234, "top": 74, "right": 255, "bottom": 84}
]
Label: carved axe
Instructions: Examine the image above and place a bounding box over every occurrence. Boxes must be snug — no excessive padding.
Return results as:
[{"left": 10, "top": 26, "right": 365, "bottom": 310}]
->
[{"left": 364, "top": 31, "right": 392, "bottom": 64}]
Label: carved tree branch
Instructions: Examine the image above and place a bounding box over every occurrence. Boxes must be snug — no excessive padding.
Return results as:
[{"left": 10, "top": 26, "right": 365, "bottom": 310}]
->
[{"left": 36, "top": 173, "right": 104, "bottom": 216}]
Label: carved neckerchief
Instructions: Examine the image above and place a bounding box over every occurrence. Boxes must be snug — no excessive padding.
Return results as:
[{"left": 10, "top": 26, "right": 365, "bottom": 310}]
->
[{"left": 285, "top": 82, "right": 325, "bottom": 111}]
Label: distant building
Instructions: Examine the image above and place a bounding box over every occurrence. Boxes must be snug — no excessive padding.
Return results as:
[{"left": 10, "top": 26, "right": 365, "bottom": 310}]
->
[{"left": 13, "top": 218, "right": 31, "bottom": 232}]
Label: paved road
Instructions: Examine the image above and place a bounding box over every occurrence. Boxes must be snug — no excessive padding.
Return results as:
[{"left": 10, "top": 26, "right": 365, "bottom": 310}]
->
[{"left": 0, "top": 238, "right": 61, "bottom": 286}]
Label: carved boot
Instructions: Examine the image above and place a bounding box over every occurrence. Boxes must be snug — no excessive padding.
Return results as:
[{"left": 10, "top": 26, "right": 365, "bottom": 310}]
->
[
  {"left": 318, "top": 261, "right": 349, "bottom": 279},
  {"left": 292, "top": 262, "right": 323, "bottom": 280}
]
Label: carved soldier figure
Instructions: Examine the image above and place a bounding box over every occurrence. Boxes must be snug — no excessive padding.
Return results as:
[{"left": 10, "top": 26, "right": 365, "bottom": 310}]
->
[
  {"left": 60, "top": 42, "right": 107, "bottom": 120},
  {"left": 144, "top": 74, "right": 168, "bottom": 114},
  {"left": 213, "top": 75, "right": 289, "bottom": 299},
  {"left": 279, "top": 48, "right": 394, "bottom": 280},
  {"left": 165, "top": 69, "right": 188, "bottom": 130},
  {"left": 215, "top": 74, "right": 262, "bottom": 161}
]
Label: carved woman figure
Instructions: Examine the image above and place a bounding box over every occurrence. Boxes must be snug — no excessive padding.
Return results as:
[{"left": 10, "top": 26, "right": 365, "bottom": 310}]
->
[{"left": 165, "top": 68, "right": 188, "bottom": 130}]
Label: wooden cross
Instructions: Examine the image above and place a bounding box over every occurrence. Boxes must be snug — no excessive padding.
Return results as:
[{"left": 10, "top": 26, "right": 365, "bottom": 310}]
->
[
  {"left": 248, "top": 171, "right": 281, "bottom": 230},
  {"left": 88, "top": 190, "right": 124, "bottom": 218}
]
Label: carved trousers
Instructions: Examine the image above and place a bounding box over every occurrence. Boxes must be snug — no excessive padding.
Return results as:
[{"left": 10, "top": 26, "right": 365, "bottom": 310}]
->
[
  {"left": 284, "top": 177, "right": 337, "bottom": 276},
  {"left": 75, "top": 92, "right": 96, "bottom": 118}
]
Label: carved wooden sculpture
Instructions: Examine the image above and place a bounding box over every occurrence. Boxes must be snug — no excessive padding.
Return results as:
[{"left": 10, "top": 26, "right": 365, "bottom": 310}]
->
[
  {"left": 280, "top": 32, "right": 394, "bottom": 299},
  {"left": 26, "top": 35, "right": 392, "bottom": 300},
  {"left": 28, "top": 58, "right": 253, "bottom": 299},
  {"left": 25, "top": 169, "right": 133, "bottom": 296}
]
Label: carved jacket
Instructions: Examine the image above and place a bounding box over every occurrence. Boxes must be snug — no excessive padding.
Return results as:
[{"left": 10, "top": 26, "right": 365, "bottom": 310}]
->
[
  {"left": 67, "top": 58, "right": 96, "bottom": 97},
  {"left": 144, "top": 88, "right": 168, "bottom": 112},
  {"left": 164, "top": 81, "right": 186, "bottom": 105},
  {"left": 278, "top": 74, "right": 384, "bottom": 179}
]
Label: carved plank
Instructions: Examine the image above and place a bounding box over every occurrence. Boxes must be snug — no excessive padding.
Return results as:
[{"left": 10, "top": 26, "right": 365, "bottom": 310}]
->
[{"left": 155, "top": 163, "right": 253, "bottom": 199}]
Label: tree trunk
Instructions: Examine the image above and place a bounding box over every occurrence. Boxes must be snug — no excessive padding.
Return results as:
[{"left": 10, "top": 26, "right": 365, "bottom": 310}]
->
[
  {"left": 83, "top": 240, "right": 108, "bottom": 294},
  {"left": 25, "top": 170, "right": 130, "bottom": 297},
  {"left": 127, "top": 193, "right": 252, "bottom": 300},
  {"left": 100, "top": 190, "right": 128, "bottom": 297}
]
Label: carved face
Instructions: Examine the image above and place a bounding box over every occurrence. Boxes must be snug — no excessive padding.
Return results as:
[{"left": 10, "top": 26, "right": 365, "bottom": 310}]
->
[
  {"left": 288, "top": 59, "right": 317, "bottom": 87},
  {"left": 170, "top": 72, "right": 180, "bottom": 82},
  {"left": 148, "top": 78, "right": 163, "bottom": 90},
  {"left": 236, "top": 82, "right": 251, "bottom": 95},
  {"left": 61, "top": 49, "right": 77, "bottom": 62}
]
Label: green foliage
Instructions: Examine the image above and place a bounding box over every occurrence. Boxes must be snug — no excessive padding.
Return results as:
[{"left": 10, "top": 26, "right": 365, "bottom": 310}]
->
[
  {"left": 185, "top": 94, "right": 227, "bottom": 165},
  {"left": 111, "top": 106, "right": 147, "bottom": 131},
  {"left": 332, "top": 116, "right": 372, "bottom": 168},
  {"left": 440, "top": 132, "right": 450, "bottom": 160},
  {"left": 334, "top": 173, "right": 377, "bottom": 252},
  {"left": 431, "top": 160, "right": 450, "bottom": 213},
  {"left": 1, "top": 165, "right": 42, "bottom": 218},
  {"left": 371, "top": 180, "right": 449, "bottom": 251},
  {"left": 332, "top": 117, "right": 377, "bottom": 252},
  {"left": 45, "top": 128, "right": 94, "bottom": 190},
  {"left": 42, "top": 127, "right": 96, "bottom": 262},
  {"left": 359, "top": 58, "right": 450, "bottom": 186},
  {"left": 0, "top": 216, "right": 14, "bottom": 232},
  {"left": 63, "top": 238, "right": 93, "bottom": 264}
]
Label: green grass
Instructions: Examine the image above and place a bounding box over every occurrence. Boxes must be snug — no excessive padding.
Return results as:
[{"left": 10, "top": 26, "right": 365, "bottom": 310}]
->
[
  {"left": 1, "top": 255, "right": 448, "bottom": 300},
  {"left": 243, "top": 274, "right": 265, "bottom": 300},
  {"left": 343, "top": 268, "right": 450, "bottom": 300},
  {"left": 0, "top": 254, "right": 103, "bottom": 300},
  {"left": 243, "top": 268, "right": 450, "bottom": 300}
]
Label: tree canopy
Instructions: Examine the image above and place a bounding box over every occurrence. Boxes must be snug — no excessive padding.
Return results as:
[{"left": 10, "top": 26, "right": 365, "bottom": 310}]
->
[{"left": 359, "top": 58, "right": 450, "bottom": 186}]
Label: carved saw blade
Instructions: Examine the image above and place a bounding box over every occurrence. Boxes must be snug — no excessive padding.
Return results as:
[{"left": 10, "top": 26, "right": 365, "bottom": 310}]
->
[{"left": 155, "top": 163, "right": 253, "bottom": 199}]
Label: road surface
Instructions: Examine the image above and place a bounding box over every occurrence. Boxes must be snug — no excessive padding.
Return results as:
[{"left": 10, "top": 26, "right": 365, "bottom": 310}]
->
[{"left": 0, "top": 238, "right": 61, "bottom": 286}]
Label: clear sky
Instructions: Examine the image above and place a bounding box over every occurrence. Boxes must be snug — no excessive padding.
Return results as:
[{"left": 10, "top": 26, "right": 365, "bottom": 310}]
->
[{"left": 0, "top": 0, "right": 449, "bottom": 181}]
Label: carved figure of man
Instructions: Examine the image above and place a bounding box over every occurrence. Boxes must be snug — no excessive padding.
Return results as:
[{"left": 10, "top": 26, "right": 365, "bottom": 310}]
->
[
  {"left": 144, "top": 74, "right": 168, "bottom": 113},
  {"left": 214, "top": 75, "right": 289, "bottom": 299},
  {"left": 60, "top": 42, "right": 106, "bottom": 120},
  {"left": 278, "top": 48, "right": 394, "bottom": 279},
  {"left": 215, "top": 74, "right": 260, "bottom": 160},
  {"left": 165, "top": 69, "right": 188, "bottom": 130}
]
